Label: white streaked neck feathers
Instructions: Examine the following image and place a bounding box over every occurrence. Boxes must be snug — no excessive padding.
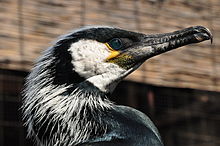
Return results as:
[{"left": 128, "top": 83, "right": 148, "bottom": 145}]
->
[{"left": 22, "top": 47, "right": 114, "bottom": 146}]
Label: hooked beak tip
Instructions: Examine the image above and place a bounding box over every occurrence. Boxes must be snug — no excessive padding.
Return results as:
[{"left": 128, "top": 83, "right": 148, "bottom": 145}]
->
[
  {"left": 194, "top": 26, "right": 213, "bottom": 44},
  {"left": 205, "top": 27, "right": 213, "bottom": 44}
]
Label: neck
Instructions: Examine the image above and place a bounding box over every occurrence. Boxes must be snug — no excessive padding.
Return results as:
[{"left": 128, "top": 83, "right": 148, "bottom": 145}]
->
[{"left": 23, "top": 72, "right": 113, "bottom": 145}]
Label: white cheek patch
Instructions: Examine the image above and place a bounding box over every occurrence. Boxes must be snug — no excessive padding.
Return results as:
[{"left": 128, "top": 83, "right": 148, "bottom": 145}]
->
[
  {"left": 70, "top": 40, "right": 110, "bottom": 61},
  {"left": 68, "top": 39, "right": 128, "bottom": 93},
  {"left": 69, "top": 40, "right": 110, "bottom": 78}
]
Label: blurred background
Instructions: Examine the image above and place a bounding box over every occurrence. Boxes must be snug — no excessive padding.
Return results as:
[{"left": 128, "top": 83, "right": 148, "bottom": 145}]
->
[{"left": 0, "top": 0, "right": 219, "bottom": 146}]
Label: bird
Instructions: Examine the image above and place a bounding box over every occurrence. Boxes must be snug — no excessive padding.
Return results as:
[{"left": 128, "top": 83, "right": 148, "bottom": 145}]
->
[{"left": 22, "top": 25, "right": 212, "bottom": 146}]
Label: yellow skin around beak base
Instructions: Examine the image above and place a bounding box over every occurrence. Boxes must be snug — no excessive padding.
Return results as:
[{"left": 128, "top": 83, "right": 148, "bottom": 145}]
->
[
  {"left": 104, "top": 43, "right": 133, "bottom": 69},
  {"left": 105, "top": 43, "right": 120, "bottom": 60}
]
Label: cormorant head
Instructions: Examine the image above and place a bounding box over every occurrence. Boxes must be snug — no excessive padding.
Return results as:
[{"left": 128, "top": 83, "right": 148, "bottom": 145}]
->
[
  {"left": 57, "top": 26, "right": 212, "bottom": 93},
  {"left": 46, "top": 26, "right": 212, "bottom": 94}
]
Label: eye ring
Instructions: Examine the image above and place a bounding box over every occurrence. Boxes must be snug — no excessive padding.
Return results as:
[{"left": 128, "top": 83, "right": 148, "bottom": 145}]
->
[{"left": 108, "top": 38, "right": 123, "bottom": 51}]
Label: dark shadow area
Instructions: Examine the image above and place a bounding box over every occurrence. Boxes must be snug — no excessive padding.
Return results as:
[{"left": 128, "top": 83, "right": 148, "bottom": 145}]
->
[{"left": 112, "top": 81, "right": 220, "bottom": 146}]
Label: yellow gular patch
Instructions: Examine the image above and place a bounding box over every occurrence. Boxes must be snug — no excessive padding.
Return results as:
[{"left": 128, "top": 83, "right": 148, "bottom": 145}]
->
[
  {"left": 107, "top": 51, "right": 120, "bottom": 60},
  {"left": 105, "top": 43, "right": 120, "bottom": 60}
]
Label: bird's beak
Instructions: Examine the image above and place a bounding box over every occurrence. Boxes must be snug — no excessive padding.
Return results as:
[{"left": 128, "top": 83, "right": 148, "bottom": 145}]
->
[
  {"left": 107, "top": 26, "right": 212, "bottom": 70},
  {"left": 123, "top": 26, "right": 212, "bottom": 68}
]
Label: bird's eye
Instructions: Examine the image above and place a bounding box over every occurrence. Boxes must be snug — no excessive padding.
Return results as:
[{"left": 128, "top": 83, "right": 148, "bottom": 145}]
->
[{"left": 108, "top": 38, "right": 123, "bottom": 50}]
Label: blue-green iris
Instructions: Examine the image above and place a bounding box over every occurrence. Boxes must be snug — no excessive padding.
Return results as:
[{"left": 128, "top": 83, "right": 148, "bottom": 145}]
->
[{"left": 108, "top": 38, "right": 123, "bottom": 50}]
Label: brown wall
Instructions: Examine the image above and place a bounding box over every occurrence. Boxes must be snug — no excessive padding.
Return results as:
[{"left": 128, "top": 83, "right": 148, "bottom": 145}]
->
[{"left": 0, "top": 0, "right": 219, "bottom": 91}]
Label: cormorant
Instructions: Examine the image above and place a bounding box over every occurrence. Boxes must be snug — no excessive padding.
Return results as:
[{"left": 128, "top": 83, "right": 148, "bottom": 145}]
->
[{"left": 22, "top": 26, "right": 212, "bottom": 146}]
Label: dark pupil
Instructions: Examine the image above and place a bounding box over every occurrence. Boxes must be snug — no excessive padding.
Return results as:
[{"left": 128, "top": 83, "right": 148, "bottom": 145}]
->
[{"left": 109, "top": 38, "right": 122, "bottom": 50}]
